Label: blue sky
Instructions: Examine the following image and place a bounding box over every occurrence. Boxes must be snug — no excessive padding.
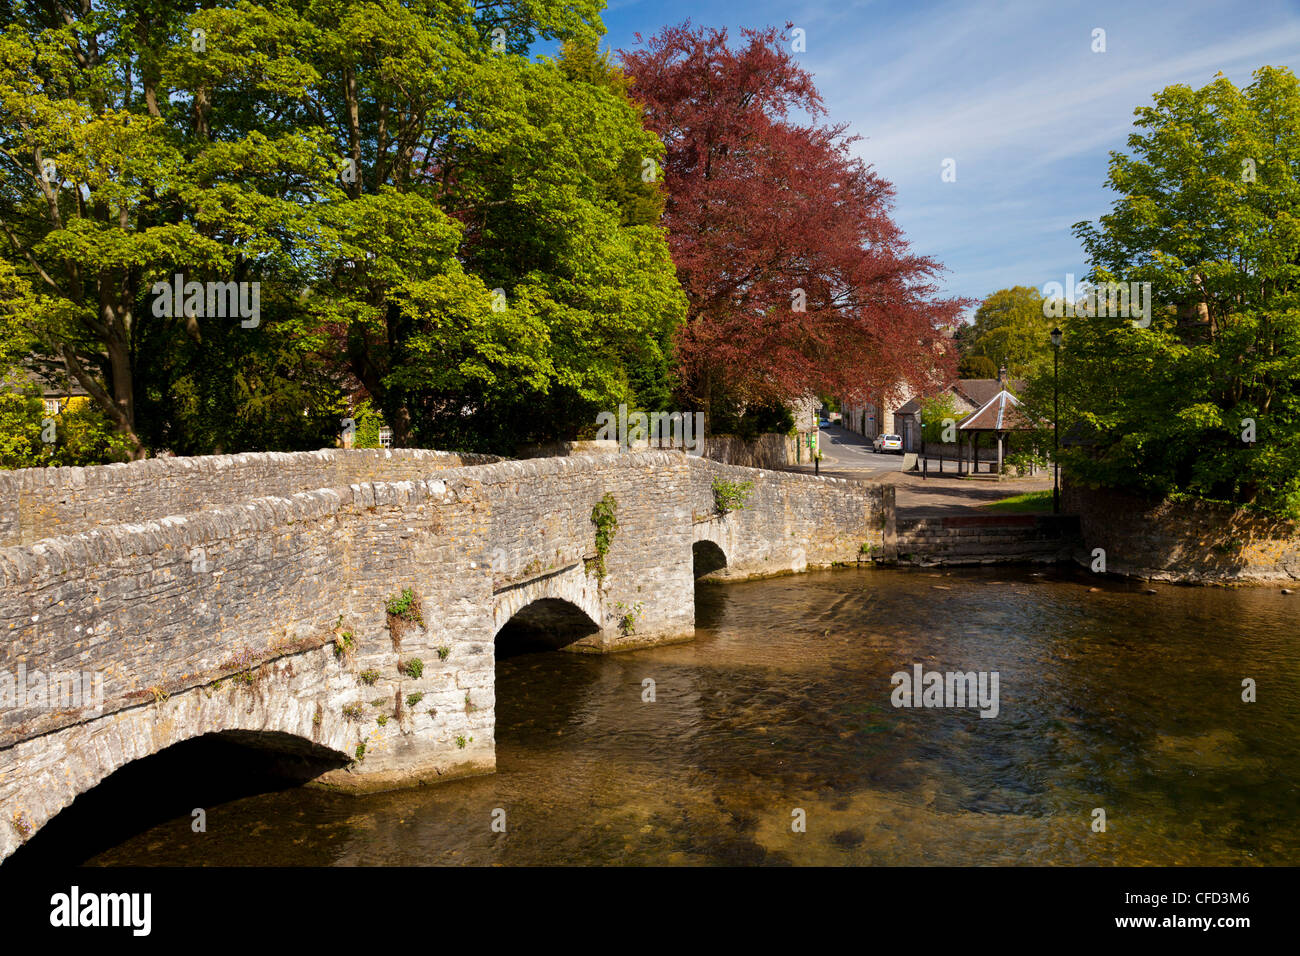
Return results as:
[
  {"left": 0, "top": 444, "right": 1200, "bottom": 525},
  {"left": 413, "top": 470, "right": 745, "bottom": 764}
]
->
[{"left": 595, "top": 0, "right": 1300, "bottom": 316}]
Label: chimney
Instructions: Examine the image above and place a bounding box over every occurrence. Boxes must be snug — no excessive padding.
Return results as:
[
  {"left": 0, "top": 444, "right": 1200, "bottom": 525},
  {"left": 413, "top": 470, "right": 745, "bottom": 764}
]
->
[{"left": 997, "top": 364, "right": 1006, "bottom": 387}]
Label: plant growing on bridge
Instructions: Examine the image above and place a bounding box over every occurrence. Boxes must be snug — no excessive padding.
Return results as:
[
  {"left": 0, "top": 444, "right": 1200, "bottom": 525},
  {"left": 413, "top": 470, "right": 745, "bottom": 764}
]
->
[
  {"left": 407, "top": 692, "right": 424, "bottom": 708},
  {"left": 402, "top": 658, "right": 425, "bottom": 680},
  {"left": 587, "top": 493, "right": 619, "bottom": 583},
  {"left": 712, "top": 477, "right": 754, "bottom": 515},
  {"left": 342, "top": 703, "right": 365, "bottom": 722},
  {"left": 333, "top": 625, "right": 356, "bottom": 661},
  {"left": 12, "top": 812, "right": 32, "bottom": 840},
  {"left": 386, "top": 588, "right": 423, "bottom": 622},
  {"left": 386, "top": 588, "right": 424, "bottom": 649},
  {"left": 220, "top": 647, "right": 260, "bottom": 685},
  {"left": 436, "top": 646, "right": 450, "bottom": 661},
  {"left": 359, "top": 669, "right": 380, "bottom": 686},
  {"left": 614, "top": 601, "right": 644, "bottom": 636}
]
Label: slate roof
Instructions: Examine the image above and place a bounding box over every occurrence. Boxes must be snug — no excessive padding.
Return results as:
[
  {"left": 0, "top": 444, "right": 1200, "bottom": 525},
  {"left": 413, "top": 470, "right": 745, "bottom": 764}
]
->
[
  {"left": 952, "top": 378, "right": 1025, "bottom": 408},
  {"left": 19, "top": 355, "right": 90, "bottom": 398},
  {"left": 892, "top": 378, "right": 1024, "bottom": 419},
  {"left": 894, "top": 397, "right": 922, "bottom": 416},
  {"left": 959, "top": 389, "right": 1032, "bottom": 432}
]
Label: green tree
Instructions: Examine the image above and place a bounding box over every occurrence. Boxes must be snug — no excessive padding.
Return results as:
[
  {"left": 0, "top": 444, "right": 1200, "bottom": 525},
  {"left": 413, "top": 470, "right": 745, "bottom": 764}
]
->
[
  {"left": 1051, "top": 66, "right": 1300, "bottom": 515},
  {"left": 961, "top": 287, "right": 1057, "bottom": 379},
  {"left": 346, "top": 397, "right": 387, "bottom": 449},
  {"left": 0, "top": 379, "right": 45, "bottom": 468},
  {"left": 0, "top": 1, "right": 334, "bottom": 458},
  {"left": 295, "top": 6, "right": 683, "bottom": 454},
  {"left": 919, "top": 392, "right": 967, "bottom": 443},
  {"left": 957, "top": 353, "right": 997, "bottom": 379}
]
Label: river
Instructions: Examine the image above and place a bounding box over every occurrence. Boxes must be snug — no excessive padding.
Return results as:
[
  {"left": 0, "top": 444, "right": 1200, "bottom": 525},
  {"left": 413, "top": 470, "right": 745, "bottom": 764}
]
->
[{"left": 18, "top": 565, "right": 1300, "bottom": 866}]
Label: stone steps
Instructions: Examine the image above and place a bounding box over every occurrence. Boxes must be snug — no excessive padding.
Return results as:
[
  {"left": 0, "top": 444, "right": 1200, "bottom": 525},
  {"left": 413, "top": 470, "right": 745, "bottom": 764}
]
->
[{"left": 893, "top": 514, "right": 1081, "bottom": 566}]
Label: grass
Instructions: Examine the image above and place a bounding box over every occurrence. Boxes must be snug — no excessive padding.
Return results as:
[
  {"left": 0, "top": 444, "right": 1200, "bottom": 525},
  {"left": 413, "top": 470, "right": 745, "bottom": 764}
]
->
[{"left": 981, "top": 490, "right": 1054, "bottom": 513}]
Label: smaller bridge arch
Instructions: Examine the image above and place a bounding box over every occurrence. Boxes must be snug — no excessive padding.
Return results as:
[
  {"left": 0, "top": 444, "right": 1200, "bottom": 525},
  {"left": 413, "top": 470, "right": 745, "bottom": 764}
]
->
[
  {"left": 492, "top": 564, "right": 605, "bottom": 653},
  {"left": 692, "top": 519, "right": 737, "bottom": 580},
  {"left": 692, "top": 539, "right": 728, "bottom": 578}
]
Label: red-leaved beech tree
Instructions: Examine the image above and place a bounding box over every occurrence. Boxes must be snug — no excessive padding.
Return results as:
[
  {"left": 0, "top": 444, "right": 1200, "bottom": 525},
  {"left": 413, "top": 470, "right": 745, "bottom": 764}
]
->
[{"left": 621, "top": 22, "right": 966, "bottom": 417}]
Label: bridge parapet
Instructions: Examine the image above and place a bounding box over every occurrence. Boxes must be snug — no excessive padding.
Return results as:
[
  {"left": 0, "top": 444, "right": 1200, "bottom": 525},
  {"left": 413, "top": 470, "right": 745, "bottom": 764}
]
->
[
  {"left": 0, "top": 447, "right": 501, "bottom": 547},
  {"left": 688, "top": 458, "right": 887, "bottom": 578}
]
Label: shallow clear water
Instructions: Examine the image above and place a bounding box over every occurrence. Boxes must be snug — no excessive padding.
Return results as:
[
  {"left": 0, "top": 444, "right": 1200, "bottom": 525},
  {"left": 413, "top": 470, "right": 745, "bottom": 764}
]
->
[{"left": 57, "top": 566, "right": 1300, "bottom": 865}]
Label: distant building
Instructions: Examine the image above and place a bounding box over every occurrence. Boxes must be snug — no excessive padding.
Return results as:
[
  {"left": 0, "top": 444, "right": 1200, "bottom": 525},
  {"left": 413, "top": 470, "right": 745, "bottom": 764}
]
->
[
  {"left": 840, "top": 385, "right": 916, "bottom": 441},
  {"left": 881, "top": 370, "right": 1026, "bottom": 454},
  {"left": 12, "top": 356, "right": 91, "bottom": 416},
  {"left": 958, "top": 379, "right": 1034, "bottom": 474}
]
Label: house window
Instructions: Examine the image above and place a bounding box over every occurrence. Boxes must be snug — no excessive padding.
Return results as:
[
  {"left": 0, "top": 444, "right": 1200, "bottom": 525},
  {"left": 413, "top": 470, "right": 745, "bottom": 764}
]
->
[
  {"left": 43, "top": 399, "right": 60, "bottom": 416},
  {"left": 378, "top": 427, "right": 393, "bottom": 449}
]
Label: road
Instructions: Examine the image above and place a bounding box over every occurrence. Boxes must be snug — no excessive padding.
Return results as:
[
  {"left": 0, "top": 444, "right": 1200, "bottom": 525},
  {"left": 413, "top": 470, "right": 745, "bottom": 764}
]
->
[
  {"left": 801, "top": 422, "right": 1055, "bottom": 515},
  {"left": 813, "top": 422, "right": 905, "bottom": 476}
]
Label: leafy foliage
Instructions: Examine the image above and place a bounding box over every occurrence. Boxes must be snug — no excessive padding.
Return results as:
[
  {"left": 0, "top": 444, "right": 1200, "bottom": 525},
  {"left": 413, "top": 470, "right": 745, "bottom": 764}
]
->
[
  {"left": 621, "top": 22, "right": 965, "bottom": 420},
  {"left": 919, "top": 393, "right": 968, "bottom": 444},
  {"left": 708, "top": 398, "right": 795, "bottom": 441},
  {"left": 588, "top": 492, "right": 618, "bottom": 582},
  {"left": 959, "top": 287, "right": 1058, "bottom": 380},
  {"left": 0, "top": 1, "right": 682, "bottom": 460},
  {"left": 1049, "top": 67, "right": 1300, "bottom": 515},
  {"left": 711, "top": 477, "right": 754, "bottom": 515}
]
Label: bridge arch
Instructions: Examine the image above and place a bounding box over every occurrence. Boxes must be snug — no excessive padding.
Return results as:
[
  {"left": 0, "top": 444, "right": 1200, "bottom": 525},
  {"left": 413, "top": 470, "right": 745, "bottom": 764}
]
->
[
  {"left": 692, "top": 521, "right": 734, "bottom": 579},
  {"left": 5, "top": 728, "right": 348, "bottom": 866},
  {"left": 1, "top": 650, "right": 353, "bottom": 861},
  {"left": 492, "top": 565, "right": 605, "bottom": 653},
  {"left": 692, "top": 539, "right": 728, "bottom": 578}
]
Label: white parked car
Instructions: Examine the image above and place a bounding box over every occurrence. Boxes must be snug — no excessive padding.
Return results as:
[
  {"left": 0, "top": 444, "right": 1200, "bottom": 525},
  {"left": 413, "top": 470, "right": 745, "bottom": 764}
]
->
[{"left": 874, "top": 434, "right": 903, "bottom": 454}]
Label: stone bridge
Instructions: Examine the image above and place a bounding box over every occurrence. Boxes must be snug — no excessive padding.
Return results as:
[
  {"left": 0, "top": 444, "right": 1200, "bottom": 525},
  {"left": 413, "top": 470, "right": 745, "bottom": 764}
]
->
[{"left": 0, "top": 448, "right": 889, "bottom": 861}]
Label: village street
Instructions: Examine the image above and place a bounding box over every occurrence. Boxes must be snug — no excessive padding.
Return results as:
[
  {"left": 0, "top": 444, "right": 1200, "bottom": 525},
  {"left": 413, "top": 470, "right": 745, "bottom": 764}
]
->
[{"left": 798, "top": 423, "right": 1055, "bottom": 517}]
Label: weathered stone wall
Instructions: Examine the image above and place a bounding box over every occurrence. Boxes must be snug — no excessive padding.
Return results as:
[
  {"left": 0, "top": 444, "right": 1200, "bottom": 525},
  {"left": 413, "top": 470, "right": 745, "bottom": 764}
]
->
[
  {"left": 0, "top": 448, "right": 501, "bottom": 547},
  {"left": 445, "top": 452, "right": 698, "bottom": 651},
  {"left": 515, "top": 439, "right": 620, "bottom": 458},
  {"left": 703, "top": 433, "right": 796, "bottom": 469},
  {"left": 690, "top": 459, "right": 886, "bottom": 579},
  {"left": 517, "top": 434, "right": 797, "bottom": 470},
  {"left": 1064, "top": 483, "right": 1300, "bottom": 583},
  {"left": 0, "top": 474, "right": 495, "bottom": 763}
]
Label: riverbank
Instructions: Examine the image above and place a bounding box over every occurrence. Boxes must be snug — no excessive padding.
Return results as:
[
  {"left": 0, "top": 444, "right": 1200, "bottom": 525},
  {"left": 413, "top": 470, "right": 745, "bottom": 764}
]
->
[{"left": 1064, "top": 484, "right": 1300, "bottom": 585}]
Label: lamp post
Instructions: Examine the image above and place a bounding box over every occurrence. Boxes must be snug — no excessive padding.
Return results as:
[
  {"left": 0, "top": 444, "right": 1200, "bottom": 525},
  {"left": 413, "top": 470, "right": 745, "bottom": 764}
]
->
[{"left": 1051, "top": 326, "right": 1062, "bottom": 514}]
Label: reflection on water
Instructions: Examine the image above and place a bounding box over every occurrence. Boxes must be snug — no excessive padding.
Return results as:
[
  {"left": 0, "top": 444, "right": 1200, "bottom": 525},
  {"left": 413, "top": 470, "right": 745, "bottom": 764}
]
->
[{"left": 46, "top": 566, "right": 1300, "bottom": 865}]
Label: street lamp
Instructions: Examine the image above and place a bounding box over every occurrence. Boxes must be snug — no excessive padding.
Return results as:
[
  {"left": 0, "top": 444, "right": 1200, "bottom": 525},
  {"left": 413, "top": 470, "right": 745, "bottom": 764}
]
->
[{"left": 1051, "top": 326, "right": 1062, "bottom": 514}]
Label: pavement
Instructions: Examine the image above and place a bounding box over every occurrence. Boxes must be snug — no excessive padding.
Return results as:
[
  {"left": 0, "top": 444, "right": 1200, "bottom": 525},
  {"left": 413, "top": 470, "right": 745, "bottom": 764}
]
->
[{"left": 790, "top": 423, "right": 1055, "bottom": 518}]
